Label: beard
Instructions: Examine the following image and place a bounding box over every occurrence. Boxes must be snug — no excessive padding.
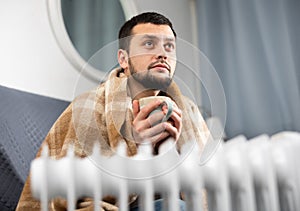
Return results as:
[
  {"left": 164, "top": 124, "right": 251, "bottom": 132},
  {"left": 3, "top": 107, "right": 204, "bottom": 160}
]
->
[{"left": 128, "top": 59, "right": 173, "bottom": 91}]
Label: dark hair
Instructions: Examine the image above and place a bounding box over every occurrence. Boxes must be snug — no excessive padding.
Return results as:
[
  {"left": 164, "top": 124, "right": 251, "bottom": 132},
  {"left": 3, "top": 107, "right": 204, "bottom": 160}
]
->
[{"left": 118, "top": 12, "right": 176, "bottom": 51}]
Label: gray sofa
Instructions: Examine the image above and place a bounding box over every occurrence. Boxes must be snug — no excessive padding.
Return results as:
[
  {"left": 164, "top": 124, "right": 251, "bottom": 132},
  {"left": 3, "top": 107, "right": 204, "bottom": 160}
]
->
[{"left": 0, "top": 85, "right": 69, "bottom": 210}]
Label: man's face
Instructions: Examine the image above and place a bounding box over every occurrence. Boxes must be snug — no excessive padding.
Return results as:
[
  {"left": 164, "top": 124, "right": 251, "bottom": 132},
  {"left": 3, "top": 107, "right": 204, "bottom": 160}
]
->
[{"left": 126, "top": 23, "right": 177, "bottom": 90}]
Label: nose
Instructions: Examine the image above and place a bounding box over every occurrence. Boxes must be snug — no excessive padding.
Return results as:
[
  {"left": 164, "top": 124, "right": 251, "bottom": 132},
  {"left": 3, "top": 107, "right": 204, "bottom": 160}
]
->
[
  {"left": 157, "top": 55, "right": 167, "bottom": 60},
  {"left": 155, "top": 45, "right": 167, "bottom": 60}
]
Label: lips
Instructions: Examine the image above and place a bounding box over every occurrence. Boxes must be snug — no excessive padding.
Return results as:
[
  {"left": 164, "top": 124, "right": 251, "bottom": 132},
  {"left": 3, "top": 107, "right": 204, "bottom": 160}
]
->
[{"left": 150, "top": 63, "right": 170, "bottom": 72}]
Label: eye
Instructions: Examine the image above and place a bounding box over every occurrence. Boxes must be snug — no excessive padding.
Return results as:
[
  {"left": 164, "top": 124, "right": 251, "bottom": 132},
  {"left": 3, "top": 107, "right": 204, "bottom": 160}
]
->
[
  {"left": 164, "top": 42, "right": 175, "bottom": 51},
  {"left": 144, "top": 40, "right": 154, "bottom": 48}
]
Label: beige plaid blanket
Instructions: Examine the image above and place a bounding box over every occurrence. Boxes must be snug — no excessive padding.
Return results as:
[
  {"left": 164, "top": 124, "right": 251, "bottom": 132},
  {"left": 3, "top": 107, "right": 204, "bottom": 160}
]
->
[{"left": 16, "top": 68, "right": 210, "bottom": 210}]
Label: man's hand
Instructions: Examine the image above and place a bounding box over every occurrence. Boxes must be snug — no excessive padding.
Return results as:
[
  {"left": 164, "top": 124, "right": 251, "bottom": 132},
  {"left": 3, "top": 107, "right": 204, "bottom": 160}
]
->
[{"left": 131, "top": 99, "right": 182, "bottom": 151}]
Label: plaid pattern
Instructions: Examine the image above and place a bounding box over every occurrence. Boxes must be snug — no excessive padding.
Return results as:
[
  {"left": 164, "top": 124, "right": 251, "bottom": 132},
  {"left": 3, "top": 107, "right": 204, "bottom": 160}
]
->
[{"left": 17, "top": 68, "right": 210, "bottom": 211}]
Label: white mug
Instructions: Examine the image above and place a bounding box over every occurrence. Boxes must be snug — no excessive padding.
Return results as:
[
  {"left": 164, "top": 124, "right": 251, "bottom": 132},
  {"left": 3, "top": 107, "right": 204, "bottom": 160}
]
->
[{"left": 139, "top": 96, "right": 173, "bottom": 124}]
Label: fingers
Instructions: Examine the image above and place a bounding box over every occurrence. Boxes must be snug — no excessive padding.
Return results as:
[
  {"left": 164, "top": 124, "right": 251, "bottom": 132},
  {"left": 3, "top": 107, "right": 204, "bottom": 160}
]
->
[
  {"left": 168, "top": 101, "right": 182, "bottom": 119},
  {"left": 162, "top": 102, "right": 182, "bottom": 140},
  {"left": 133, "top": 110, "right": 166, "bottom": 132},
  {"left": 164, "top": 121, "right": 181, "bottom": 141},
  {"left": 133, "top": 121, "right": 168, "bottom": 144},
  {"left": 133, "top": 100, "right": 163, "bottom": 121},
  {"left": 168, "top": 106, "right": 182, "bottom": 133},
  {"left": 131, "top": 98, "right": 183, "bottom": 152},
  {"left": 132, "top": 100, "right": 140, "bottom": 119},
  {"left": 133, "top": 120, "right": 180, "bottom": 146}
]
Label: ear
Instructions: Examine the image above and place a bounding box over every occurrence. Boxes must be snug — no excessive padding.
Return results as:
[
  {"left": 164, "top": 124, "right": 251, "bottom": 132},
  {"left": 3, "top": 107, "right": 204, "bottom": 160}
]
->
[{"left": 118, "top": 49, "right": 129, "bottom": 72}]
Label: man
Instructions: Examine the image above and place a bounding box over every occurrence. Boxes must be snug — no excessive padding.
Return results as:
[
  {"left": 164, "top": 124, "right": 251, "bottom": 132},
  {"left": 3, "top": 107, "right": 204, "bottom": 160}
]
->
[{"left": 17, "top": 12, "right": 210, "bottom": 210}]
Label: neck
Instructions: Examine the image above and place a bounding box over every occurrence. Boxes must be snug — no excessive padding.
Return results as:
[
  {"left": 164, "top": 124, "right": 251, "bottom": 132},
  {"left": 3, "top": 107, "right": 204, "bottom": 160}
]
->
[{"left": 127, "top": 77, "right": 160, "bottom": 100}]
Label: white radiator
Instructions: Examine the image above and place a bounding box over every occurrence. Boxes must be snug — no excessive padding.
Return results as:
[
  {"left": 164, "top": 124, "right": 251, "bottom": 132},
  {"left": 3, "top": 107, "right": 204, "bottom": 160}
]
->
[{"left": 30, "top": 132, "right": 300, "bottom": 211}]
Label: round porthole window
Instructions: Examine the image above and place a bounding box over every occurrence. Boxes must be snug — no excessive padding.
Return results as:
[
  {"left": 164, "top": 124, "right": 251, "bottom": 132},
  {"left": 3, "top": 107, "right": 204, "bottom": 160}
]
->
[{"left": 47, "top": 0, "right": 137, "bottom": 82}]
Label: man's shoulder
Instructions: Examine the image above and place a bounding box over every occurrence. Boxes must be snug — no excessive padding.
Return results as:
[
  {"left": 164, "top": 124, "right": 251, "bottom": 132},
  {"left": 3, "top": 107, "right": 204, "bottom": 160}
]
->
[
  {"left": 70, "top": 83, "right": 105, "bottom": 105},
  {"left": 182, "top": 96, "right": 198, "bottom": 107}
]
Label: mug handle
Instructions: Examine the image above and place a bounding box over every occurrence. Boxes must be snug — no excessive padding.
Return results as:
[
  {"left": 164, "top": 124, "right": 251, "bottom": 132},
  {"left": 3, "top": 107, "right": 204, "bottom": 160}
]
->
[{"left": 161, "top": 98, "right": 173, "bottom": 122}]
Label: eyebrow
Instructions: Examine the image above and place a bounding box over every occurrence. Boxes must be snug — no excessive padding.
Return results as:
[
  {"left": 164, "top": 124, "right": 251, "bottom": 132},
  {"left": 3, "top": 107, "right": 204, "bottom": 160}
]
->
[{"left": 140, "top": 34, "right": 175, "bottom": 42}]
